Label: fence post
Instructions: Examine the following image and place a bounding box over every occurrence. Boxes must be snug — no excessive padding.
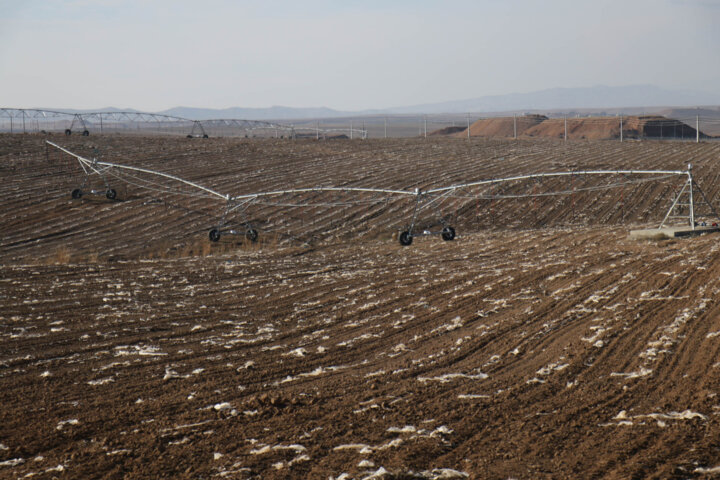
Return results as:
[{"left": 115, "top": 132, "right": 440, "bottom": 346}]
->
[
  {"left": 424, "top": 115, "right": 427, "bottom": 138},
  {"left": 564, "top": 116, "right": 567, "bottom": 141},
  {"left": 513, "top": 114, "right": 517, "bottom": 140},
  {"left": 620, "top": 116, "right": 623, "bottom": 142},
  {"left": 697, "top": 115, "right": 700, "bottom": 143},
  {"left": 688, "top": 163, "right": 695, "bottom": 228},
  {"left": 350, "top": 120, "right": 353, "bottom": 140},
  {"left": 384, "top": 116, "right": 387, "bottom": 139},
  {"left": 466, "top": 113, "right": 470, "bottom": 139}
]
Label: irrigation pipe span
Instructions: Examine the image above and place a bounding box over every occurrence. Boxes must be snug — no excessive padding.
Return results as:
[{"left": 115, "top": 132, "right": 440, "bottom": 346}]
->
[{"left": 47, "top": 141, "right": 705, "bottom": 246}]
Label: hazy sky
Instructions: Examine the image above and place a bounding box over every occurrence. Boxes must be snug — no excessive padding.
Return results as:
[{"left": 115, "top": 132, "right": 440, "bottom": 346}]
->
[{"left": 1, "top": 0, "right": 718, "bottom": 111}]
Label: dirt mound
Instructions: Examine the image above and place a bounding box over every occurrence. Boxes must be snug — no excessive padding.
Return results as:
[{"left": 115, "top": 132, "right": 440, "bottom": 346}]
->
[
  {"left": 453, "top": 114, "right": 547, "bottom": 138},
  {"left": 429, "top": 126, "right": 467, "bottom": 136},
  {"left": 524, "top": 117, "right": 621, "bottom": 140},
  {"left": 626, "top": 115, "right": 707, "bottom": 139},
  {"left": 450, "top": 115, "right": 707, "bottom": 140},
  {"left": 524, "top": 115, "right": 705, "bottom": 140}
]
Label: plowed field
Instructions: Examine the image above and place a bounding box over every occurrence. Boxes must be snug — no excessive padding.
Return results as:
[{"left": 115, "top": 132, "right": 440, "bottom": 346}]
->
[{"left": 3, "top": 134, "right": 720, "bottom": 479}]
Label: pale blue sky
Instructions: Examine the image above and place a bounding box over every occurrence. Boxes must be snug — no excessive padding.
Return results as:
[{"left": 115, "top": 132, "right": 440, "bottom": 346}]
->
[{"left": 0, "top": 0, "right": 718, "bottom": 111}]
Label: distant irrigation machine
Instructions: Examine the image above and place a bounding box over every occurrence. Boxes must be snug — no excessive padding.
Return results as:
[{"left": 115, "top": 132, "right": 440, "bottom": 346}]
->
[
  {"left": 46, "top": 141, "right": 719, "bottom": 247},
  {"left": 1, "top": 108, "right": 370, "bottom": 139}
]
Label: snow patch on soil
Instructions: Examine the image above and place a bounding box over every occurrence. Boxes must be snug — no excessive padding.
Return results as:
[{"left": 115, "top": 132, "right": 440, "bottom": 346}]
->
[
  {"left": 610, "top": 367, "right": 652, "bottom": 379},
  {"left": 56, "top": 419, "right": 79, "bottom": 430},
  {"left": 114, "top": 344, "right": 166, "bottom": 356},
  {"left": 602, "top": 409, "right": 707, "bottom": 427},
  {"left": 418, "top": 372, "right": 488, "bottom": 383}
]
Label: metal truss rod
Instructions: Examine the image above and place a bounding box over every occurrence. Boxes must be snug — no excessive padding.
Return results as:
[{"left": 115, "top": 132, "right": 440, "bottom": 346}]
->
[
  {"left": 426, "top": 169, "right": 688, "bottom": 194},
  {"left": 46, "top": 141, "right": 229, "bottom": 201},
  {"left": 231, "top": 186, "right": 415, "bottom": 200},
  {"left": 440, "top": 175, "right": 676, "bottom": 200}
]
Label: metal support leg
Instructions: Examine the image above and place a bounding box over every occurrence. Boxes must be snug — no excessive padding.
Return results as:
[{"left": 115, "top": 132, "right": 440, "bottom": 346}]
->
[
  {"left": 660, "top": 180, "right": 689, "bottom": 228},
  {"left": 408, "top": 190, "right": 423, "bottom": 237},
  {"left": 694, "top": 181, "right": 720, "bottom": 220}
]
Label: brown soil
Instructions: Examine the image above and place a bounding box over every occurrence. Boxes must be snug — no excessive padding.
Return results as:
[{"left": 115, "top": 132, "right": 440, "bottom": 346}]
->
[
  {"left": 3, "top": 134, "right": 720, "bottom": 479},
  {"left": 451, "top": 115, "right": 547, "bottom": 138},
  {"left": 524, "top": 117, "right": 621, "bottom": 140}
]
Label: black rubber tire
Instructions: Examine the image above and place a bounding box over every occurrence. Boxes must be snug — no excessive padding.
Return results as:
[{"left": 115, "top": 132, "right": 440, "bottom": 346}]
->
[
  {"left": 65, "top": 129, "right": 72, "bottom": 136},
  {"left": 82, "top": 130, "right": 90, "bottom": 136},
  {"left": 399, "top": 231, "right": 413, "bottom": 246},
  {"left": 106, "top": 189, "right": 117, "bottom": 200},
  {"left": 209, "top": 229, "right": 221, "bottom": 242},
  {"left": 441, "top": 226, "right": 456, "bottom": 241},
  {"left": 246, "top": 229, "right": 258, "bottom": 243},
  {"left": 186, "top": 134, "right": 193, "bottom": 138},
  {"left": 202, "top": 134, "right": 209, "bottom": 138},
  {"left": 71, "top": 188, "right": 82, "bottom": 199}
]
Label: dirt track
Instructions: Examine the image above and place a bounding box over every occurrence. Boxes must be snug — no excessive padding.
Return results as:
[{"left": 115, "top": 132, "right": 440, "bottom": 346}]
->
[{"left": 3, "top": 134, "right": 720, "bottom": 479}]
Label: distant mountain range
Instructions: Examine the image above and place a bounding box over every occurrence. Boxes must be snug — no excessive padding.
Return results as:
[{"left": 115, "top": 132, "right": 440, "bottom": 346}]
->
[
  {"left": 37, "top": 85, "right": 720, "bottom": 121},
  {"left": 380, "top": 85, "right": 720, "bottom": 115}
]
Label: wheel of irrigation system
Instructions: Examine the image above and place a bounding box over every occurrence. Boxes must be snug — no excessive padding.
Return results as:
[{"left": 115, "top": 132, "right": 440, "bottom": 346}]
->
[
  {"left": 186, "top": 134, "right": 193, "bottom": 138},
  {"left": 246, "top": 229, "right": 258, "bottom": 242},
  {"left": 71, "top": 188, "right": 82, "bottom": 199},
  {"left": 399, "top": 231, "right": 413, "bottom": 246},
  {"left": 65, "top": 129, "right": 72, "bottom": 136},
  {"left": 202, "top": 134, "right": 209, "bottom": 138},
  {"left": 209, "top": 229, "right": 221, "bottom": 242},
  {"left": 441, "top": 226, "right": 456, "bottom": 241},
  {"left": 82, "top": 130, "right": 90, "bottom": 136},
  {"left": 106, "top": 189, "right": 117, "bottom": 200}
]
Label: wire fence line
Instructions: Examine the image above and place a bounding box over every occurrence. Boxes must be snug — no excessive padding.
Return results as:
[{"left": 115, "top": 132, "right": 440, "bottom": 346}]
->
[
  {"left": 312, "top": 112, "right": 720, "bottom": 141},
  {"left": 1, "top": 108, "right": 719, "bottom": 142}
]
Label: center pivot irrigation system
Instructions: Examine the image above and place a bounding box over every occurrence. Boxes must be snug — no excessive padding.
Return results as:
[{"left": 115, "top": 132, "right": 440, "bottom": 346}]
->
[
  {"left": 46, "top": 141, "right": 719, "bottom": 247},
  {"left": 1, "top": 108, "right": 369, "bottom": 139}
]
